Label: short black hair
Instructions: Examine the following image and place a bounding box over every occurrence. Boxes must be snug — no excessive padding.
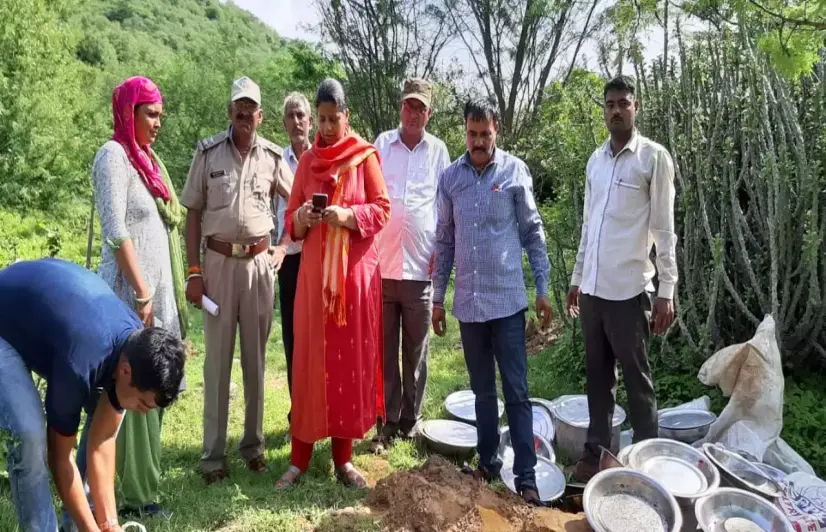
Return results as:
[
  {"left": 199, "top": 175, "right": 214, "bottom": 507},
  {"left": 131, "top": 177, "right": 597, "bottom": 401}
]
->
[
  {"left": 464, "top": 98, "right": 499, "bottom": 126},
  {"left": 122, "top": 328, "right": 186, "bottom": 408},
  {"left": 316, "top": 78, "right": 347, "bottom": 112},
  {"left": 603, "top": 75, "right": 636, "bottom": 100}
]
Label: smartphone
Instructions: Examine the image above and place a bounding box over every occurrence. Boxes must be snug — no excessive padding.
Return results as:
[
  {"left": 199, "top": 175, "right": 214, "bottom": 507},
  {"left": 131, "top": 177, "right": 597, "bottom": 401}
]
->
[{"left": 312, "top": 193, "right": 328, "bottom": 213}]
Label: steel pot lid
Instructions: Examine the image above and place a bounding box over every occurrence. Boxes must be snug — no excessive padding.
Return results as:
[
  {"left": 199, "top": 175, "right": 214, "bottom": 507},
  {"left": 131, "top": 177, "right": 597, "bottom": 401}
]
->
[
  {"left": 444, "top": 390, "right": 504, "bottom": 424},
  {"left": 549, "top": 395, "right": 626, "bottom": 428},
  {"left": 419, "top": 419, "right": 477, "bottom": 450},
  {"left": 658, "top": 408, "right": 716, "bottom": 430},
  {"left": 501, "top": 455, "right": 566, "bottom": 503}
]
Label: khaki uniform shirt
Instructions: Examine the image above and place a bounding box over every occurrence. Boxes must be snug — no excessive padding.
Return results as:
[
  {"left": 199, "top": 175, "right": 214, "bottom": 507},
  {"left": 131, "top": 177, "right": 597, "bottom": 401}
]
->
[{"left": 181, "top": 129, "right": 293, "bottom": 244}]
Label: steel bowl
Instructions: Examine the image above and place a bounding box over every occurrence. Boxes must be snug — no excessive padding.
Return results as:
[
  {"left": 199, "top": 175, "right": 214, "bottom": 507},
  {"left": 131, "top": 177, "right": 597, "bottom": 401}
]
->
[
  {"left": 419, "top": 419, "right": 477, "bottom": 458},
  {"left": 658, "top": 408, "right": 717, "bottom": 444},
  {"left": 702, "top": 444, "right": 783, "bottom": 500},
  {"left": 497, "top": 426, "right": 555, "bottom": 464},
  {"left": 626, "top": 438, "right": 720, "bottom": 503},
  {"left": 752, "top": 462, "right": 787, "bottom": 485},
  {"left": 617, "top": 443, "right": 633, "bottom": 465},
  {"left": 444, "top": 390, "right": 504, "bottom": 425},
  {"left": 501, "top": 455, "right": 566, "bottom": 503},
  {"left": 695, "top": 487, "right": 794, "bottom": 532},
  {"left": 583, "top": 467, "right": 682, "bottom": 532}
]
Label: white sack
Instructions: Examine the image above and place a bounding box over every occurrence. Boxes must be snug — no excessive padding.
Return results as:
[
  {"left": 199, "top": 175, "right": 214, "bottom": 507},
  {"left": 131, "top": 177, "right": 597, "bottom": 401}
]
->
[{"left": 696, "top": 315, "right": 784, "bottom": 461}]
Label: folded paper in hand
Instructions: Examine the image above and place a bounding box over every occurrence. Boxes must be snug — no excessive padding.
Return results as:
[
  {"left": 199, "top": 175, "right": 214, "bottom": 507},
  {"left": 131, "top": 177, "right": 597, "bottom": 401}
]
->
[{"left": 202, "top": 295, "right": 219, "bottom": 316}]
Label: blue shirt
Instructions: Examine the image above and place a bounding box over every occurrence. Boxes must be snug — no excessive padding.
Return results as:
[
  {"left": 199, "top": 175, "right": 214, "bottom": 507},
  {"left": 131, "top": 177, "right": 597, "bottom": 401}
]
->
[
  {"left": 433, "top": 149, "right": 550, "bottom": 323},
  {"left": 0, "top": 258, "right": 141, "bottom": 435}
]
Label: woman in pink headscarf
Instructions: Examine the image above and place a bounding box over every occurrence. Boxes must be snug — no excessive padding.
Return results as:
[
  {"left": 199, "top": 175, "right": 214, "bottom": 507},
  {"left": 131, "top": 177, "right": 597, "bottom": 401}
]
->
[{"left": 64, "top": 76, "right": 188, "bottom": 527}]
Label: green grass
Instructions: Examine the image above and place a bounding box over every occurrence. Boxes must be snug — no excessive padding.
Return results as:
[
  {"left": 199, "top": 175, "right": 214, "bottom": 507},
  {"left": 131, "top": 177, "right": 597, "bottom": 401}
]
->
[{"left": 1, "top": 207, "right": 825, "bottom": 531}]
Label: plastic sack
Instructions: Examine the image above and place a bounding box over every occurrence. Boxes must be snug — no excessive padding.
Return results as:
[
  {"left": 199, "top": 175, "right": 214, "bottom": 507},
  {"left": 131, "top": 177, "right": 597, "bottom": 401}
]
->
[
  {"left": 696, "top": 315, "right": 784, "bottom": 461},
  {"left": 765, "top": 437, "right": 817, "bottom": 476},
  {"left": 777, "top": 472, "right": 826, "bottom": 532}
]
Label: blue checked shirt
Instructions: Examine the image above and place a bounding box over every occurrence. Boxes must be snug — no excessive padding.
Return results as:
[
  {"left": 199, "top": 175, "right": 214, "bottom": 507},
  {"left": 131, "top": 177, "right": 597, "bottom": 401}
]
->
[{"left": 433, "top": 149, "right": 550, "bottom": 323}]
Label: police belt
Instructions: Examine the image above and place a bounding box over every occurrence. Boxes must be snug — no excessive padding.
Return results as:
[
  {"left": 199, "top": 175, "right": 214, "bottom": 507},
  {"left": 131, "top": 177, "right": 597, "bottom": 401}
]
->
[{"left": 206, "top": 237, "right": 269, "bottom": 258}]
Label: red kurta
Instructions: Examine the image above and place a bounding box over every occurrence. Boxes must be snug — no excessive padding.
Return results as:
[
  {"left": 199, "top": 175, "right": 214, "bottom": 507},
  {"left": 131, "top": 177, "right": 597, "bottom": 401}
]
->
[{"left": 285, "top": 132, "right": 390, "bottom": 443}]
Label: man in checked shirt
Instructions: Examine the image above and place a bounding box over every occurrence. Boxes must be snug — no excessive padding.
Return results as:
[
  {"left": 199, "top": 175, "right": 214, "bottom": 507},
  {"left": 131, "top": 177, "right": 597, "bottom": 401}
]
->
[{"left": 432, "top": 98, "right": 552, "bottom": 506}]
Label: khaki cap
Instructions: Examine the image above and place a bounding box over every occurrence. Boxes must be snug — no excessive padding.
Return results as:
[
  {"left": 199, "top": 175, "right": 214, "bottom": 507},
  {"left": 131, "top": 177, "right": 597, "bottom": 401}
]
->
[
  {"left": 231, "top": 76, "right": 261, "bottom": 106},
  {"left": 402, "top": 78, "right": 432, "bottom": 108}
]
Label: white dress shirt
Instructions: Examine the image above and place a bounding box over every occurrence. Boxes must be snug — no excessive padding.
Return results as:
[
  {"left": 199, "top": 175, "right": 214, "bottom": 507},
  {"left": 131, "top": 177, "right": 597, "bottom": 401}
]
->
[
  {"left": 271, "top": 143, "right": 303, "bottom": 255},
  {"left": 571, "top": 131, "right": 678, "bottom": 301},
  {"left": 374, "top": 129, "right": 451, "bottom": 281}
]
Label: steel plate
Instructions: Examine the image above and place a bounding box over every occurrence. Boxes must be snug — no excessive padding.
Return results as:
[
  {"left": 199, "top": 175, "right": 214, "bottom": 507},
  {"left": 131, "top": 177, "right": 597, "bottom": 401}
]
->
[
  {"left": 501, "top": 455, "right": 566, "bottom": 503},
  {"left": 420, "top": 419, "right": 477, "bottom": 452},
  {"left": 695, "top": 487, "right": 794, "bottom": 532},
  {"left": 444, "top": 390, "right": 504, "bottom": 424},
  {"left": 530, "top": 399, "right": 555, "bottom": 442},
  {"left": 497, "top": 426, "right": 555, "bottom": 464}
]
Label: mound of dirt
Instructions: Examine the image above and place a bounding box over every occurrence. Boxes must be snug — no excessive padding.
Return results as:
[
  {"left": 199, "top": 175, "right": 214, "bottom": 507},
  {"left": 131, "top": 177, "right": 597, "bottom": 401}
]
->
[{"left": 365, "top": 456, "right": 591, "bottom": 532}]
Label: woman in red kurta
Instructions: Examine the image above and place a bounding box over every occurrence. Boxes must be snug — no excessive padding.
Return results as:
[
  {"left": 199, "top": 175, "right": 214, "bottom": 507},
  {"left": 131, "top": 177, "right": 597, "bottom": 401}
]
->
[{"left": 276, "top": 79, "right": 389, "bottom": 489}]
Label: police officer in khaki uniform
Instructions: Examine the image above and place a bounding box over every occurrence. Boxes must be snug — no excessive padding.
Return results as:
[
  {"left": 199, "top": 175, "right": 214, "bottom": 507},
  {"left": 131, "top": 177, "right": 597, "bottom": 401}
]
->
[{"left": 181, "top": 76, "right": 292, "bottom": 484}]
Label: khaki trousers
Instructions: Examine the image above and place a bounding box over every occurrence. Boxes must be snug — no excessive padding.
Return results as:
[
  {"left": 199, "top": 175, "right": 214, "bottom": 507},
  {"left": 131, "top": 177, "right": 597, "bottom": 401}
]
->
[{"left": 201, "top": 248, "right": 274, "bottom": 472}]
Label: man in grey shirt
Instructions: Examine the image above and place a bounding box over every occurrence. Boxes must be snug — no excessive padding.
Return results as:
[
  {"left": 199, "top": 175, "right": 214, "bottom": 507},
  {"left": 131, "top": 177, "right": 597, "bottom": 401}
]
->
[{"left": 271, "top": 92, "right": 312, "bottom": 435}]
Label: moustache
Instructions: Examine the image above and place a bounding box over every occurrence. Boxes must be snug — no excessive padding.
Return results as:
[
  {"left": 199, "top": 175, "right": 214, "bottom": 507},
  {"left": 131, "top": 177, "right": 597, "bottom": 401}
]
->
[{"left": 472, "top": 148, "right": 487, "bottom": 153}]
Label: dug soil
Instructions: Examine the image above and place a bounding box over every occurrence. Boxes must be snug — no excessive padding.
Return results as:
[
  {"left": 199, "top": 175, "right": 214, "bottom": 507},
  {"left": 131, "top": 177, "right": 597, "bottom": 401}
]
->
[{"left": 365, "top": 456, "right": 591, "bottom": 532}]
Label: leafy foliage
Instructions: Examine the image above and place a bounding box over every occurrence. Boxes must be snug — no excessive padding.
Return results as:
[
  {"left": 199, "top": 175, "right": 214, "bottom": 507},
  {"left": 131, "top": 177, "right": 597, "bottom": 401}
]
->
[{"left": 0, "top": 0, "right": 333, "bottom": 212}]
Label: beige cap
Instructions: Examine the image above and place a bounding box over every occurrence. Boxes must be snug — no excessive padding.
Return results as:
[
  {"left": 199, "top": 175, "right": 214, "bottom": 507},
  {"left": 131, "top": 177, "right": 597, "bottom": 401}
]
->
[
  {"left": 231, "top": 76, "right": 261, "bottom": 106},
  {"left": 401, "top": 78, "right": 432, "bottom": 108}
]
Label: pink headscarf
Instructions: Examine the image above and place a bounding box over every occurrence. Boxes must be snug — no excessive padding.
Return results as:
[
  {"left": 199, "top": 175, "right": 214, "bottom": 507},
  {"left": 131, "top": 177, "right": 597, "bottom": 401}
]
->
[{"left": 112, "top": 76, "right": 170, "bottom": 202}]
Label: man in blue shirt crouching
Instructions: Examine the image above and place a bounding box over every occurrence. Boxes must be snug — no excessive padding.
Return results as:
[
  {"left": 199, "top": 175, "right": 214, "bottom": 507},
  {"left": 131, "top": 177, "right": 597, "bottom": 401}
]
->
[{"left": 0, "top": 258, "right": 186, "bottom": 532}]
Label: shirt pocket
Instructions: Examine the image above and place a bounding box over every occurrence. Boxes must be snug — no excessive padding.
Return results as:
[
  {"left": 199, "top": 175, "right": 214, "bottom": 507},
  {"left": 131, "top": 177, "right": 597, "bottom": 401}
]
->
[
  {"left": 206, "top": 172, "right": 232, "bottom": 210},
  {"left": 488, "top": 187, "right": 512, "bottom": 217},
  {"left": 610, "top": 176, "right": 646, "bottom": 218},
  {"left": 252, "top": 172, "right": 273, "bottom": 217}
]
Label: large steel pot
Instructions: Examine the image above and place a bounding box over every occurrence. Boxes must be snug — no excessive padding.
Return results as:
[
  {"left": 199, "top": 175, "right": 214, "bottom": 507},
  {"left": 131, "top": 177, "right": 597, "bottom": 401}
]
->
[{"left": 548, "top": 395, "right": 625, "bottom": 463}]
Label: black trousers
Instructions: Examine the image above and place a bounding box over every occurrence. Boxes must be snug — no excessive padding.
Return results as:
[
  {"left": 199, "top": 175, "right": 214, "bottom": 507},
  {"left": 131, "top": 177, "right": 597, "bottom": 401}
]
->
[
  {"left": 580, "top": 292, "right": 657, "bottom": 462},
  {"left": 278, "top": 253, "right": 301, "bottom": 421}
]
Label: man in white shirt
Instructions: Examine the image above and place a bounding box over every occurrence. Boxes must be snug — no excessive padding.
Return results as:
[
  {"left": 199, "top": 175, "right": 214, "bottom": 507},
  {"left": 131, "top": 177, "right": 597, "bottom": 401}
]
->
[
  {"left": 271, "top": 92, "right": 312, "bottom": 435},
  {"left": 372, "top": 79, "right": 451, "bottom": 451},
  {"left": 566, "top": 75, "right": 677, "bottom": 482}
]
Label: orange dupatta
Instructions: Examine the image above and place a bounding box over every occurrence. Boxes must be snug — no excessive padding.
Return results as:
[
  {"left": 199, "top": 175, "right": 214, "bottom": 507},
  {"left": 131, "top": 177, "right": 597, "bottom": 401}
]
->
[{"left": 307, "top": 130, "right": 377, "bottom": 326}]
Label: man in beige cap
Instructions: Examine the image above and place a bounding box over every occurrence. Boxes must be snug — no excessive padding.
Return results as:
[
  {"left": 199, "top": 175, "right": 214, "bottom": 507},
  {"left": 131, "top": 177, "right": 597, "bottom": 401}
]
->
[
  {"left": 371, "top": 78, "right": 451, "bottom": 452},
  {"left": 181, "top": 75, "right": 292, "bottom": 483}
]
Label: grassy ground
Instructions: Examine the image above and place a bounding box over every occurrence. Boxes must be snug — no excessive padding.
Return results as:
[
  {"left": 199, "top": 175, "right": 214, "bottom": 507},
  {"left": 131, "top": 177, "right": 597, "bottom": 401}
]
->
[
  {"left": 0, "top": 290, "right": 580, "bottom": 532},
  {"left": 1, "top": 207, "right": 824, "bottom": 530}
]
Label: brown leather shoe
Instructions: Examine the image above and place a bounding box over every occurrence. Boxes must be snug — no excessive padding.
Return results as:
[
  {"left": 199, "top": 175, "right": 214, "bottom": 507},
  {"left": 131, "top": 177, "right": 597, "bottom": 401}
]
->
[
  {"left": 572, "top": 459, "right": 599, "bottom": 484},
  {"left": 247, "top": 455, "right": 267, "bottom": 473},
  {"left": 203, "top": 468, "right": 228, "bottom": 485}
]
